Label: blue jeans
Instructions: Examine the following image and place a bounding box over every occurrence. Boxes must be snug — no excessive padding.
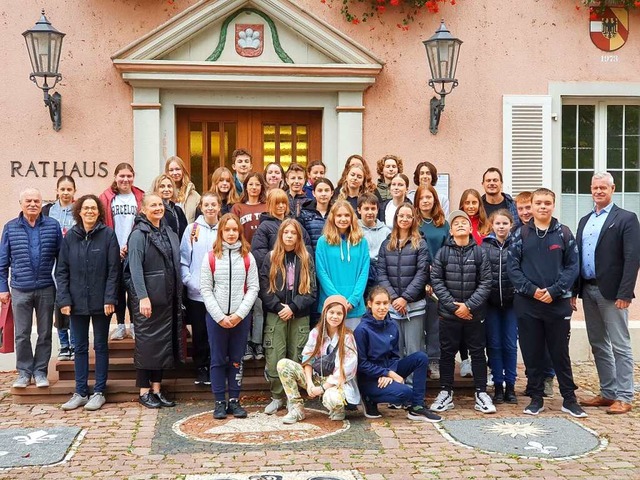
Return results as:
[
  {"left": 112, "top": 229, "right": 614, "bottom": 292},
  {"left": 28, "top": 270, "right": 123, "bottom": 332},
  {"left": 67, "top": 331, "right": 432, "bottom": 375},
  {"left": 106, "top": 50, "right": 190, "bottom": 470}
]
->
[
  {"left": 71, "top": 314, "right": 110, "bottom": 397},
  {"left": 206, "top": 313, "right": 251, "bottom": 401},
  {"left": 485, "top": 305, "right": 518, "bottom": 385},
  {"left": 358, "top": 352, "right": 428, "bottom": 407}
]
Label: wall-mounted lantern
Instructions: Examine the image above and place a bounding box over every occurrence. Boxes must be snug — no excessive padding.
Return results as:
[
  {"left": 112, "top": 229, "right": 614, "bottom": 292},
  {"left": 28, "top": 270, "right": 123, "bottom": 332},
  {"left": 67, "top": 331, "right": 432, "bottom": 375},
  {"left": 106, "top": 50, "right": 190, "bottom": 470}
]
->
[
  {"left": 423, "top": 20, "right": 462, "bottom": 135},
  {"left": 23, "top": 10, "right": 65, "bottom": 131}
]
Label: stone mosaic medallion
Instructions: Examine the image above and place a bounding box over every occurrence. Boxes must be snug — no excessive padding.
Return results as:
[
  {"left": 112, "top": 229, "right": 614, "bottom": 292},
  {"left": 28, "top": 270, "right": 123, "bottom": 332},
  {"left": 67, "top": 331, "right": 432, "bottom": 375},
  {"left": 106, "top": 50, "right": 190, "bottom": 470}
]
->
[
  {"left": 173, "top": 406, "right": 350, "bottom": 446},
  {"left": 186, "top": 471, "right": 361, "bottom": 480},
  {"left": 0, "top": 427, "right": 83, "bottom": 469},
  {"left": 436, "top": 417, "right": 606, "bottom": 460}
]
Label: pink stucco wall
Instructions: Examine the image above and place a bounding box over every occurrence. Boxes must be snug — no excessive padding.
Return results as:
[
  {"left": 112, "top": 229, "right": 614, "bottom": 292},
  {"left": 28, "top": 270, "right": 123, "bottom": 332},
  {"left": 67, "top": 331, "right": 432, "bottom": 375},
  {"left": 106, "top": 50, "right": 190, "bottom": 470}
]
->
[{"left": 0, "top": 1, "right": 638, "bottom": 313}]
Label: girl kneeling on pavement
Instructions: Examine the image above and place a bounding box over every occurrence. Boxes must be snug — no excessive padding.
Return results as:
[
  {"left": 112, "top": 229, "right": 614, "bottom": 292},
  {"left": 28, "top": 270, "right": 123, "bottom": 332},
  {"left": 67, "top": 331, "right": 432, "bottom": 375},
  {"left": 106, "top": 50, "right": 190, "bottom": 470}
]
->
[
  {"left": 260, "top": 219, "right": 317, "bottom": 415},
  {"left": 201, "top": 213, "right": 259, "bottom": 420},
  {"left": 276, "top": 295, "right": 359, "bottom": 424},
  {"left": 354, "top": 287, "right": 442, "bottom": 423}
]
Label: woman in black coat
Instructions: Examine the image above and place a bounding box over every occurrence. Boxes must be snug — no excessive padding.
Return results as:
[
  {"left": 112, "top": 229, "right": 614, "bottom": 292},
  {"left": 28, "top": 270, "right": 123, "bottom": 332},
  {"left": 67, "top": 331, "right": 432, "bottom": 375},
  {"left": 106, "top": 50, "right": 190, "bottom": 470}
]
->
[
  {"left": 125, "top": 193, "right": 185, "bottom": 409},
  {"left": 56, "top": 194, "right": 120, "bottom": 411}
]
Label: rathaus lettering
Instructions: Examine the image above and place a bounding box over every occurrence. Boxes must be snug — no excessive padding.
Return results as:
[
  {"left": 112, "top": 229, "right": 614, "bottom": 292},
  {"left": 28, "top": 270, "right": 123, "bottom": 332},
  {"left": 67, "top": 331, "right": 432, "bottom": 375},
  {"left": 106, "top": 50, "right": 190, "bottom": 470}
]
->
[{"left": 10, "top": 161, "right": 109, "bottom": 178}]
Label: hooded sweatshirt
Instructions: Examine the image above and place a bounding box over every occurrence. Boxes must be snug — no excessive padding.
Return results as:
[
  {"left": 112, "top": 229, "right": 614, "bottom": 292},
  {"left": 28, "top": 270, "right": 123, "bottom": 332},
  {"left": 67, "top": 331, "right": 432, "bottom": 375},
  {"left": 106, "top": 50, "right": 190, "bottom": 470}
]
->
[
  {"left": 359, "top": 220, "right": 391, "bottom": 262},
  {"left": 353, "top": 310, "right": 401, "bottom": 380},
  {"left": 180, "top": 215, "right": 219, "bottom": 302}
]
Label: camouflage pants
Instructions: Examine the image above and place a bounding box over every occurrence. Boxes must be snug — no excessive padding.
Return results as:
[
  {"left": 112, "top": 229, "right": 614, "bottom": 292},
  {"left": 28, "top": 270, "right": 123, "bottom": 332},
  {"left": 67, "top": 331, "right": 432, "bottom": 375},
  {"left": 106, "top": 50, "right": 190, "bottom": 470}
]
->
[{"left": 276, "top": 358, "right": 345, "bottom": 412}]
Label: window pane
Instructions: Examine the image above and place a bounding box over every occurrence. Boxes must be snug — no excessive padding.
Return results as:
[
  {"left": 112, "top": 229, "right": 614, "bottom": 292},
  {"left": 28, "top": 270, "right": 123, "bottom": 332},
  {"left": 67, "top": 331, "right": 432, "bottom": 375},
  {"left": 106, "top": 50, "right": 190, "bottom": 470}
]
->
[
  {"left": 562, "top": 171, "right": 576, "bottom": 194},
  {"left": 279, "top": 125, "right": 293, "bottom": 171},
  {"left": 223, "top": 123, "right": 237, "bottom": 170},
  {"left": 263, "top": 124, "right": 276, "bottom": 164},
  {"left": 562, "top": 105, "right": 576, "bottom": 148},
  {"left": 208, "top": 122, "right": 221, "bottom": 185},
  {"left": 578, "top": 171, "right": 592, "bottom": 194},
  {"left": 611, "top": 170, "right": 623, "bottom": 189},
  {"left": 607, "top": 105, "right": 623, "bottom": 169},
  {"left": 625, "top": 135, "right": 639, "bottom": 169},
  {"left": 562, "top": 146, "right": 576, "bottom": 169},
  {"left": 625, "top": 171, "right": 639, "bottom": 193},
  {"left": 295, "top": 125, "right": 308, "bottom": 166},
  {"left": 577, "top": 105, "right": 595, "bottom": 169},
  {"left": 189, "top": 122, "right": 203, "bottom": 193},
  {"left": 625, "top": 105, "right": 639, "bottom": 136}
]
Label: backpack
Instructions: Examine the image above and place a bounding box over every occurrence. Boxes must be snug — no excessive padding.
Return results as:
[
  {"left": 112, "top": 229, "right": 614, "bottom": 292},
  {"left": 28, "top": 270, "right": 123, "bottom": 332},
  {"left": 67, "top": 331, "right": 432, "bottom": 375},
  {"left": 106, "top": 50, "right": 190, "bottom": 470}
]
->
[{"left": 208, "top": 250, "right": 251, "bottom": 293}]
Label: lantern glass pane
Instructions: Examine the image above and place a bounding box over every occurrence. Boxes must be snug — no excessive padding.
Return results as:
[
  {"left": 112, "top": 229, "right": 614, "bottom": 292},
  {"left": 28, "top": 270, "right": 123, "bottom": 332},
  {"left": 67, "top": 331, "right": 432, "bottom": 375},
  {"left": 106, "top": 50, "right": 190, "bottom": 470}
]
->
[
  {"left": 425, "top": 42, "right": 439, "bottom": 79},
  {"left": 49, "top": 34, "right": 62, "bottom": 73}
]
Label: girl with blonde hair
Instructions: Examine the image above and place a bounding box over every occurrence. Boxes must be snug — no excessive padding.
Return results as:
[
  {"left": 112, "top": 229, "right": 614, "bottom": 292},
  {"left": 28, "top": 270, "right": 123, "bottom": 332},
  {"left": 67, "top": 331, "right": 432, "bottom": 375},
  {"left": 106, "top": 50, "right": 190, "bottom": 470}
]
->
[
  {"left": 165, "top": 156, "right": 201, "bottom": 223},
  {"left": 151, "top": 173, "right": 188, "bottom": 239},
  {"left": 209, "top": 167, "right": 240, "bottom": 215}
]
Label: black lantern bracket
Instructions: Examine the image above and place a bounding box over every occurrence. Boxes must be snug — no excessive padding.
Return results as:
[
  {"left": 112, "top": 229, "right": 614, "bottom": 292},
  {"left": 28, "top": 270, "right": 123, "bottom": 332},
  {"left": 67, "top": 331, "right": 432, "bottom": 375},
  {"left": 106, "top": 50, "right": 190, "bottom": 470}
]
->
[{"left": 30, "top": 73, "right": 62, "bottom": 131}]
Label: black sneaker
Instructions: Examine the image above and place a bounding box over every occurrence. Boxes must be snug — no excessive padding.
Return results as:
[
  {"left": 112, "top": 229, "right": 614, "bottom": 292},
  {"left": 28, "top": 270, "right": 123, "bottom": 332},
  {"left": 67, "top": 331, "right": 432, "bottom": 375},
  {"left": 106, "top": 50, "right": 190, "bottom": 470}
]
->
[
  {"left": 504, "top": 383, "right": 517, "bottom": 404},
  {"left": 253, "top": 344, "right": 265, "bottom": 360},
  {"left": 407, "top": 405, "right": 442, "bottom": 423},
  {"left": 493, "top": 384, "right": 505, "bottom": 404},
  {"left": 213, "top": 401, "right": 227, "bottom": 420},
  {"left": 362, "top": 399, "right": 382, "bottom": 419},
  {"left": 562, "top": 400, "right": 588, "bottom": 418},
  {"left": 195, "top": 367, "right": 209, "bottom": 385},
  {"left": 523, "top": 397, "right": 544, "bottom": 416},
  {"left": 227, "top": 398, "right": 247, "bottom": 418},
  {"left": 388, "top": 403, "right": 409, "bottom": 410}
]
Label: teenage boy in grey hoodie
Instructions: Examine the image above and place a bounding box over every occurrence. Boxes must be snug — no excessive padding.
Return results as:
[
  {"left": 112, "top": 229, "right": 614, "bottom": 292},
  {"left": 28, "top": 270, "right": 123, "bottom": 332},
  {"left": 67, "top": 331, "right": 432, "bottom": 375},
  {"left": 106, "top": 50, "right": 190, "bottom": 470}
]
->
[{"left": 357, "top": 193, "right": 391, "bottom": 297}]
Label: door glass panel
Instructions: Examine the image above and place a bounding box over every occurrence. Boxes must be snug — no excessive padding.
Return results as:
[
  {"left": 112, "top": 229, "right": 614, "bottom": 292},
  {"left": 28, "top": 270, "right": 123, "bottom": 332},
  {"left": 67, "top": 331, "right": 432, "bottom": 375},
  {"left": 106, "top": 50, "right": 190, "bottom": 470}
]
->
[
  {"left": 295, "top": 125, "right": 308, "bottom": 165},
  {"left": 189, "top": 122, "right": 204, "bottom": 193},
  {"left": 279, "top": 125, "right": 293, "bottom": 170},
  {"left": 223, "top": 122, "right": 237, "bottom": 170},
  {"left": 263, "top": 124, "right": 276, "bottom": 164},
  {"left": 208, "top": 122, "right": 221, "bottom": 189}
]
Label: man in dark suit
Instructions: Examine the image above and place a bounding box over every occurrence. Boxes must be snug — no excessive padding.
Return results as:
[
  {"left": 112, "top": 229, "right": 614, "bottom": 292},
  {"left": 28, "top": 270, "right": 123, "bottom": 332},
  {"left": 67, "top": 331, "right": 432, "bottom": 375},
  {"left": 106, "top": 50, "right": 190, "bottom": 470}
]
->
[{"left": 573, "top": 171, "right": 640, "bottom": 415}]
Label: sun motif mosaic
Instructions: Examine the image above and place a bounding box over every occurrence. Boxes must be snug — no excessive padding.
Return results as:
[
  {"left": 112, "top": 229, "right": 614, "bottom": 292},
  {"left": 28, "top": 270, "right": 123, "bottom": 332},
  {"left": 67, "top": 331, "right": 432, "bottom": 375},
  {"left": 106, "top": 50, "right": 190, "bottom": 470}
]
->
[
  {"left": 483, "top": 420, "right": 551, "bottom": 439},
  {"left": 173, "top": 406, "right": 350, "bottom": 446}
]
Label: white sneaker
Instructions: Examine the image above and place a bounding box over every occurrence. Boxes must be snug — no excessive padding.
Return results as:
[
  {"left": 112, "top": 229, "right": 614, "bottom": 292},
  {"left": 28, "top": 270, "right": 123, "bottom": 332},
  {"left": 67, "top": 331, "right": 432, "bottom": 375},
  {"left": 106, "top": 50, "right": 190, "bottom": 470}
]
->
[
  {"left": 264, "top": 398, "right": 285, "bottom": 415},
  {"left": 460, "top": 358, "right": 473, "bottom": 378},
  {"left": 12, "top": 374, "right": 31, "bottom": 389},
  {"left": 84, "top": 392, "right": 106, "bottom": 411},
  {"left": 61, "top": 393, "right": 88, "bottom": 411},
  {"left": 282, "top": 405, "right": 305, "bottom": 424},
  {"left": 34, "top": 373, "right": 50, "bottom": 388},
  {"left": 475, "top": 391, "right": 497, "bottom": 414},
  {"left": 329, "top": 408, "right": 345, "bottom": 421},
  {"left": 128, "top": 324, "right": 135, "bottom": 339},
  {"left": 430, "top": 390, "right": 454, "bottom": 412},
  {"left": 110, "top": 324, "right": 126, "bottom": 340}
]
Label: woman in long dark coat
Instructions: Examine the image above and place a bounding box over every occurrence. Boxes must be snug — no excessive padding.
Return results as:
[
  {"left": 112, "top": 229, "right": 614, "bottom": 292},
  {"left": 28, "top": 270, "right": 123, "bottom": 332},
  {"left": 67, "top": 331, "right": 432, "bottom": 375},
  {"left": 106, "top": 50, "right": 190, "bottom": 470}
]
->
[{"left": 125, "top": 193, "right": 185, "bottom": 409}]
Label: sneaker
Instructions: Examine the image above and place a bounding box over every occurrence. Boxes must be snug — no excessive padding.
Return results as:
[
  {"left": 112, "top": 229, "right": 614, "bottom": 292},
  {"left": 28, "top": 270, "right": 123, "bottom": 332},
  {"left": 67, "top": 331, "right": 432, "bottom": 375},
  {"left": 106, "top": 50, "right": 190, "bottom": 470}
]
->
[
  {"left": 487, "top": 372, "right": 494, "bottom": 387},
  {"left": 213, "top": 401, "right": 227, "bottom": 420},
  {"left": 242, "top": 343, "right": 255, "bottom": 361},
  {"left": 493, "top": 384, "right": 505, "bottom": 404},
  {"left": 128, "top": 324, "right": 135, "bottom": 339},
  {"left": 504, "top": 383, "right": 518, "bottom": 404},
  {"left": 460, "top": 358, "right": 473, "bottom": 378},
  {"left": 543, "top": 377, "right": 555, "bottom": 398},
  {"left": 227, "top": 398, "right": 247, "bottom": 418},
  {"left": 264, "top": 398, "right": 285, "bottom": 415},
  {"left": 407, "top": 405, "right": 443, "bottom": 423},
  {"left": 430, "top": 390, "right": 455, "bottom": 412},
  {"left": 329, "top": 408, "right": 345, "bottom": 421},
  {"left": 362, "top": 399, "right": 382, "bottom": 419},
  {"left": 387, "top": 403, "right": 408, "bottom": 410},
  {"left": 84, "top": 392, "right": 106, "bottom": 411},
  {"left": 524, "top": 397, "right": 545, "bottom": 416},
  {"left": 194, "top": 367, "right": 209, "bottom": 385},
  {"left": 12, "top": 374, "right": 31, "bottom": 389},
  {"left": 34, "top": 373, "right": 49, "bottom": 388},
  {"left": 428, "top": 361, "right": 440, "bottom": 380},
  {"left": 110, "top": 324, "right": 126, "bottom": 340},
  {"left": 475, "top": 391, "right": 497, "bottom": 414},
  {"left": 69, "top": 348, "right": 75, "bottom": 361},
  {"left": 61, "top": 393, "right": 88, "bottom": 411},
  {"left": 283, "top": 405, "right": 305, "bottom": 424},
  {"left": 253, "top": 344, "right": 265, "bottom": 360},
  {"left": 57, "top": 347, "right": 72, "bottom": 361},
  {"left": 139, "top": 392, "right": 161, "bottom": 409},
  {"left": 562, "top": 400, "right": 588, "bottom": 418}
]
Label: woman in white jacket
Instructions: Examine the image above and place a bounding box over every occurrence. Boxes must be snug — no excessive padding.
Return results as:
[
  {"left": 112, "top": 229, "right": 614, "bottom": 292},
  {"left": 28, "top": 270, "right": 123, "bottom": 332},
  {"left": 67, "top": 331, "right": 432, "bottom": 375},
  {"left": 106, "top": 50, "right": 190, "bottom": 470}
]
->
[
  {"left": 200, "top": 213, "right": 259, "bottom": 420},
  {"left": 180, "top": 192, "right": 220, "bottom": 386}
]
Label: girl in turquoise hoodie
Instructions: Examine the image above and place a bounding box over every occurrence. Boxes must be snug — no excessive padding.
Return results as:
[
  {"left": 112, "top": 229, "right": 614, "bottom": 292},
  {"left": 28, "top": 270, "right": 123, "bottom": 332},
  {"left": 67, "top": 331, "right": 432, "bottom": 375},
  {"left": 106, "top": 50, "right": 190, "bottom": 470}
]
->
[{"left": 315, "top": 200, "right": 370, "bottom": 330}]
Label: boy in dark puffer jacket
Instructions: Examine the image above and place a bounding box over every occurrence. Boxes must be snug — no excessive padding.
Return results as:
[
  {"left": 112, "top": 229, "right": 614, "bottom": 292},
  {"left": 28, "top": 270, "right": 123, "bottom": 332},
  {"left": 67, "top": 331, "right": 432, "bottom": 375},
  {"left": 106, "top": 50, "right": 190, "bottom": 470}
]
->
[{"left": 430, "top": 210, "right": 494, "bottom": 414}]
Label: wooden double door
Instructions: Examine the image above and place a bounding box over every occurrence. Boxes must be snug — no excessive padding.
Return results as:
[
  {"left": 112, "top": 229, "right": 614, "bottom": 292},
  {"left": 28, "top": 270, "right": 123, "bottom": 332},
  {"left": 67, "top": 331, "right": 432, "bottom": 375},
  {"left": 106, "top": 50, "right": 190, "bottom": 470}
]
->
[{"left": 176, "top": 108, "right": 322, "bottom": 192}]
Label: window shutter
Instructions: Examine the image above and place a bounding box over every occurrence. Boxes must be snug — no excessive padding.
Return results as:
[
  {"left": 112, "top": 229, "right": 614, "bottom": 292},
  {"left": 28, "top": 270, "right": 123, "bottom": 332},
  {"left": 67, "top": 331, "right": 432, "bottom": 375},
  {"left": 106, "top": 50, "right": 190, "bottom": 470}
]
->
[{"left": 503, "top": 95, "right": 552, "bottom": 195}]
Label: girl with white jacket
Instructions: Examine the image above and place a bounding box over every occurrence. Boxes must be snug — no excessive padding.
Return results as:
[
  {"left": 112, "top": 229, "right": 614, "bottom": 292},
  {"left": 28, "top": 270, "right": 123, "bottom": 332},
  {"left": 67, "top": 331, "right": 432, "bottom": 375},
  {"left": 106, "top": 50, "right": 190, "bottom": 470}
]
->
[
  {"left": 180, "top": 192, "right": 220, "bottom": 386},
  {"left": 200, "top": 213, "right": 259, "bottom": 420}
]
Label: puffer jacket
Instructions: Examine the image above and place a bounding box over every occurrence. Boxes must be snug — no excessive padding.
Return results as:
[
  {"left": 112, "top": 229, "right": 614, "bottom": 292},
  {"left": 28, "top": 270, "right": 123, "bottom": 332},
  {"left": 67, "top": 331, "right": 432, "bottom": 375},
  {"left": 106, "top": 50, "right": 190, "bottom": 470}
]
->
[
  {"left": 259, "top": 247, "right": 317, "bottom": 317},
  {"left": 481, "top": 233, "right": 514, "bottom": 308},
  {"left": 0, "top": 213, "right": 62, "bottom": 292},
  {"left": 376, "top": 236, "right": 430, "bottom": 303},
  {"left": 200, "top": 241, "right": 259, "bottom": 323},
  {"left": 250, "top": 213, "right": 312, "bottom": 269},
  {"left": 56, "top": 222, "right": 120, "bottom": 315},
  {"left": 431, "top": 235, "right": 492, "bottom": 321},
  {"left": 299, "top": 201, "right": 329, "bottom": 250},
  {"left": 180, "top": 215, "right": 218, "bottom": 302}
]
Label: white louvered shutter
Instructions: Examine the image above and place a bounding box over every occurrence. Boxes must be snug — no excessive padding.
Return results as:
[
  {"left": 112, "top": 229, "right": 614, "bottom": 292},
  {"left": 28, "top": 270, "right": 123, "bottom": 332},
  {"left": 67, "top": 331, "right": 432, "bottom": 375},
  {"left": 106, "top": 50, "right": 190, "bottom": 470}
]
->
[{"left": 502, "top": 95, "right": 552, "bottom": 195}]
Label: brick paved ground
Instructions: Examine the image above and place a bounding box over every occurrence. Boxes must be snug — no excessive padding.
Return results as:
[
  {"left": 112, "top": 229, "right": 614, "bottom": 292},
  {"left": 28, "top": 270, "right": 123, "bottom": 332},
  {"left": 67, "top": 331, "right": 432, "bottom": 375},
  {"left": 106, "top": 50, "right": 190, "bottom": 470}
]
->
[{"left": 0, "top": 362, "right": 638, "bottom": 480}]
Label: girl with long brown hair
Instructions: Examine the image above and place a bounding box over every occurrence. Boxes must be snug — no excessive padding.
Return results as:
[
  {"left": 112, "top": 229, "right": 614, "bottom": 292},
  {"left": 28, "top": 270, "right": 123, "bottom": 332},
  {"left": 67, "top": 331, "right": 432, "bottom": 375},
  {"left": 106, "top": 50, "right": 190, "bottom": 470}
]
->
[
  {"left": 208, "top": 167, "right": 240, "bottom": 215},
  {"left": 259, "top": 219, "right": 317, "bottom": 415},
  {"left": 459, "top": 188, "right": 489, "bottom": 245},
  {"left": 336, "top": 154, "right": 376, "bottom": 194},
  {"left": 276, "top": 295, "right": 359, "bottom": 424},
  {"left": 315, "top": 200, "right": 370, "bottom": 330},
  {"left": 200, "top": 213, "right": 259, "bottom": 420}
]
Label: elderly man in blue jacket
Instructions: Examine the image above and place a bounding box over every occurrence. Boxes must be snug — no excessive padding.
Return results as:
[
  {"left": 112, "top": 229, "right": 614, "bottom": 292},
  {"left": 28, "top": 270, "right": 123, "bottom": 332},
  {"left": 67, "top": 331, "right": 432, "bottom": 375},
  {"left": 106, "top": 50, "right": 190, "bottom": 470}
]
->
[{"left": 0, "top": 188, "right": 62, "bottom": 389}]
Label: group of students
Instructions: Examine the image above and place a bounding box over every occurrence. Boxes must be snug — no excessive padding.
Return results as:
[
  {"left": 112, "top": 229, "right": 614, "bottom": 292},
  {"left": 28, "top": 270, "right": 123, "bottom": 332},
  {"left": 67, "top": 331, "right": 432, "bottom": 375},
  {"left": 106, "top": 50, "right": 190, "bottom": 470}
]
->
[{"left": 19, "top": 149, "right": 588, "bottom": 422}]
